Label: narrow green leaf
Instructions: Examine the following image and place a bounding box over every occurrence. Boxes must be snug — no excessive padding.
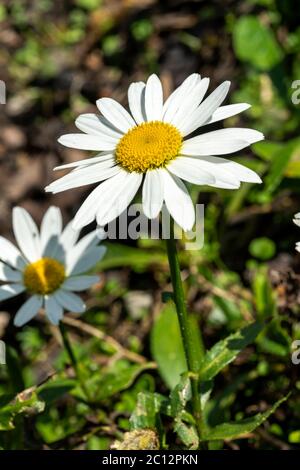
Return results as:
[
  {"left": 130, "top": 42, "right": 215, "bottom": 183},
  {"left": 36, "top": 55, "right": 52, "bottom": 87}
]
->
[
  {"left": 199, "top": 321, "right": 264, "bottom": 381},
  {"left": 203, "top": 396, "right": 288, "bottom": 441},
  {"left": 151, "top": 302, "right": 187, "bottom": 389},
  {"left": 97, "top": 243, "right": 165, "bottom": 273}
]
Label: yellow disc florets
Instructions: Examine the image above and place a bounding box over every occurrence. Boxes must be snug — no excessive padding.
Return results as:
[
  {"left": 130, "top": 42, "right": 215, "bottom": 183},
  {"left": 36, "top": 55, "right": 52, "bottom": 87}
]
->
[
  {"left": 23, "top": 257, "right": 65, "bottom": 295},
  {"left": 115, "top": 121, "right": 182, "bottom": 173}
]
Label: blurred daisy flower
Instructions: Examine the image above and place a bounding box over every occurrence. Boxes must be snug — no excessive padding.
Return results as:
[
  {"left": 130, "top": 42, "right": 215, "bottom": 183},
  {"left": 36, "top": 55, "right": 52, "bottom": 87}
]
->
[
  {"left": 293, "top": 212, "right": 300, "bottom": 252},
  {"left": 0, "top": 206, "right": 106, "bottom": 326},
  {"left": 46, "top": 74, "right": 264, "bottom": 231}
]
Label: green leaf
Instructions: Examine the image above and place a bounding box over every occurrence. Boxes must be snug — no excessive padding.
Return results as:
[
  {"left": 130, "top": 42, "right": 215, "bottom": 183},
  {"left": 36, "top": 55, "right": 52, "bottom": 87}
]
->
[
  {"left": 203, "top": 396, "right": 288, "bottom": 441},
  {"left": 249, "top": 237, "right": 276, "bottom": 260},
  {"left": 252, "top": 266, "right": 277, "bottom": 320},
  {"left": 233, "top": 15, "right": 283, "bottom": 70},
  {"left": 264, "top": 138, "right": 300, "bottom": 194},
  {"left": 0, "top": 390, "right": 45, "bottom": 431},
  {"left": 257, "top": 319, "right": 291, "bottom": 357},
  {"left": 5, "top": 346, "right": 25, "bottom": 393},
  {"left": 252, "top": 141, "right": 284, "bottom": 162},
  {"left": 174, "top": 420, "right": 199, "bottom": 449},
  {"left": 89, "top": 363, "right": 155, "bottom": 401},
  {"left": 130, "top": 391, "right": 170, "bottom": 430},
  {"left": 199, "top": 321, "right": 264, "bottom": 381},
  {"left": 170, "top": 373, "right": 191, "bottom": 417},
  {"left": 151, "top": 302, "right": 187, "bottom": 389},
  {"left": 38, "top": 378, "right": 76, "bottom": 404},
  {"left": 97, "top": 243, "right": 165, "bottom": 273}
]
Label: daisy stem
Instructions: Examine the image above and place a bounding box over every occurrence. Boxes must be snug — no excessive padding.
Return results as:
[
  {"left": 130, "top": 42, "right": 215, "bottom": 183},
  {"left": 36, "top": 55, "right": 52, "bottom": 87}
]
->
[
  {"left": 59, "top": 323, "right": 92, "bottom": 403},
  {"left": 165, "top": 218, "right": 205, "bottom": 447}
]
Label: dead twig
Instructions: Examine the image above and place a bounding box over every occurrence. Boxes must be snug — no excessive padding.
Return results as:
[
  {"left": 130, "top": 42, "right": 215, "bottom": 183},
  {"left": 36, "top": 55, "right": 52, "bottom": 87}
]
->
[{"left": 62, "top": 315, "right": 147, "bottom": 364}]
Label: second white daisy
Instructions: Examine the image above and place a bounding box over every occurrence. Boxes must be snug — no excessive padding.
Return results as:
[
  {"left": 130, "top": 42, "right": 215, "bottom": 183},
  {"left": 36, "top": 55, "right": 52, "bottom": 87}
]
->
[
  {"left": 0, "top": 206, "right": 106, "bottom": 326},
  {"left": 46, "top": 73, "right": 264, "bottom": 231}
]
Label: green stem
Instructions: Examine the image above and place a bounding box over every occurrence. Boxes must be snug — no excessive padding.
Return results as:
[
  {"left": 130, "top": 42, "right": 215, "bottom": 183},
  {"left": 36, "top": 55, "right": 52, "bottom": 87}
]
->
[
  {"left": 165, "top": 218, "right": 205, "bottom": 447},
  {"left": 59, "top": 323, "right": 92, "bottom": 403}
]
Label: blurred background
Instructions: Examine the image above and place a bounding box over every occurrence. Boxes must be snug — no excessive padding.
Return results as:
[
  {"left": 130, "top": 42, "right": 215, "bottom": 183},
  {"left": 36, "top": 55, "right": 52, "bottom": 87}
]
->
[{"left": 1, "top": 0, "right": 300, "bottom": 450}]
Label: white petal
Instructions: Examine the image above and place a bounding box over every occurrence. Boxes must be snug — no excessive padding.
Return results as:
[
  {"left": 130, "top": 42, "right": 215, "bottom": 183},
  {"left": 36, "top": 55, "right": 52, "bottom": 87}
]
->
[
  {"left": 163, "top": 74, "right": 201, "bottom": 123},
  {"left": 180, "top": 81, "right": 231, "bottom": 136},
  {"left": 0, "top": 236, "right": 27, "bottom": 271},
  {"left": 161, "top": 170, "right": 195, "bottom": 231},
  {"left": 182, "top": 128, "right": 264, "bottom": 156},
  {"left": 40, "top": 206, "right": 63, "bottom": 256},
  {"left": 60, "top": 220, "right": 80, "bottom": 252},
  {"left": 175, "top": 156, "right": 240, "bottom": 188},
  {"left": 142, "top": 169, "right": 164, "bottom": 219},
  {"left": 69, "top": 246, "right": 107, "bottom": 276},
  {"left": 96, "top": 171, "right": 143, "bottom": 226},
  {"left": 58, "top": 133, "right": 117, "bottom": 151},
  {"left": 54, "top": 153, "right": 114, "bottom": 171},
  {"left": 72, "top": 183, "right": 109, "bottom": 230},
  {"left": 14, "top": 295, "right": 43, "bottom": 327},
  {"left": 293, "top": 213, "right": 300, "bottom": 228},
  {"left": 66, "top": 230, "right": 101, "bottom": 274},
  {"left": 167, "top": 157, "right": 216, "bottom": 185},
  {"left": 0, "top": 262, "right": 22, "bottom": 282},
  {"left": 169, "top": 78, "right": 210, "bottom": 129},
  {"left": 0, "top": 283, "right": 25, "bottom": 301},
  {"left": 75, "top": 113, "right": 122, "bottom": 139},
  {"left": 296, "top": 242, "right": 300, "bottom": 252},
  {"left": 186, "top": 155, "right": 261, "bottom": 185},
  {"left": 205, "top": 103, "right": 251, "bottom": 125},
  {"left": 96, "top": 97, "right": 136, "bottom": 133},
  {"left": 199, "top": 155, "right": 262, "bottom": 184},
  {"left": 54, "top": 290, "right": 86, "bottom": 313},
  {"left": 45, "top": 295, "right": 63, "bottom": 325},
  {"left": 45, "top": 162, "right": 120, "bottom": 194},
  {"left": 62, "top": 275, "right": 99, "bottom": 291},
  {"left": 128, "top": 82, "right": 146, "bottom": 125},
  {"left": 144, "top": 74, "right": 163, "bottom": 121},
  {"left": 12, "top": 207, "right": 41, "bottom": 263}
]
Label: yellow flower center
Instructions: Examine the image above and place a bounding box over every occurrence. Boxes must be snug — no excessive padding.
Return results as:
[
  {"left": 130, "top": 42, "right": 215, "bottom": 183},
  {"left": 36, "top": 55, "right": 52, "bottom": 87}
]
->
[
  {"left": 23, "top": 258, "right": 65, "bottom": 295},
  {"left": 115, "top": 121, "right": 182, "bottom": 173}
]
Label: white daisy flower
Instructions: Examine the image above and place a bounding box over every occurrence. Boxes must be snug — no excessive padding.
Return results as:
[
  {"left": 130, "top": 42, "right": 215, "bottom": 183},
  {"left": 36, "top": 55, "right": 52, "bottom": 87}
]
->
[
  {"left": 293, "top": 212, "right": 300, "bottom": 252},
  {"left": 0, "top": 206, "right": 106, "bottom": 327},
  {"left": 46, "top": 73, "right": 264, "bottom": 231}
]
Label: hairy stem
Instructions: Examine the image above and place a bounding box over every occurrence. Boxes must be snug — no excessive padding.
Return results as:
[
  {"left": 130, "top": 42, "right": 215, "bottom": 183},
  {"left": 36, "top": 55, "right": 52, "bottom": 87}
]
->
[{"left": 165, "top": 218, "right": 205, "bottom": 447}]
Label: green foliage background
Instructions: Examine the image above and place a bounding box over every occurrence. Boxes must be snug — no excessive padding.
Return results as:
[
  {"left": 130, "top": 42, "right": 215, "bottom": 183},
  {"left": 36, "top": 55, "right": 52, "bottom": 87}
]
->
[{"left": 0, "top": 0, "right": 300, "bottom": 450}]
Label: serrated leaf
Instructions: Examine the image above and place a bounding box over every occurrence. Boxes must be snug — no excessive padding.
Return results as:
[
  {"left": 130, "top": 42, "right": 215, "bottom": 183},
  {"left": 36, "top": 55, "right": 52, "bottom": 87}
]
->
[
  {"left": 0, "top": 390, "right": 45, "bottom": 431},
  {"left": 199, "top": 321, "right": 264, "bottom": 381},
  {"left": 151, "top": 302, "right": 187, "bottom": 389},
  {"left": 203, "top": 396, "right": 288, "bottom": 441}
]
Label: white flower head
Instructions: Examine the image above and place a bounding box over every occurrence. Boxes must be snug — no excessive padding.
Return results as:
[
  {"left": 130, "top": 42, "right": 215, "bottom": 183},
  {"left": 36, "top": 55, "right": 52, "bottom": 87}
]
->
[
  {"left": 293, "top": 212, "right": 300, "bottom": 252},
  {"left": 0, "top": 206, "right": 106, "bottom": 326},
  {"left": 46, "top": 73, "right": 264, "bottom": 231}
]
